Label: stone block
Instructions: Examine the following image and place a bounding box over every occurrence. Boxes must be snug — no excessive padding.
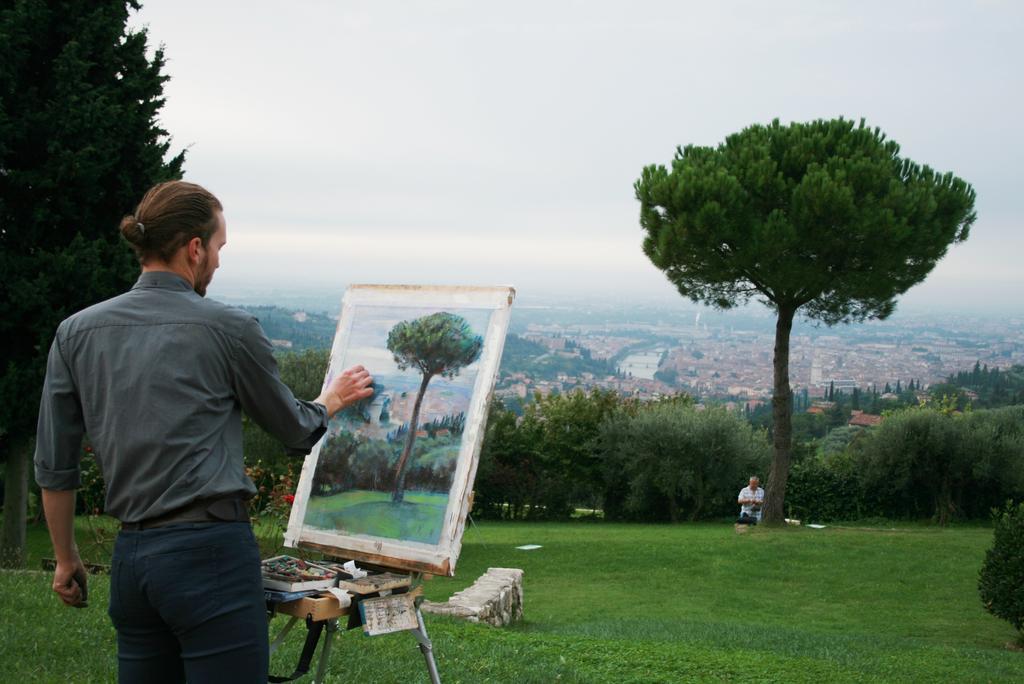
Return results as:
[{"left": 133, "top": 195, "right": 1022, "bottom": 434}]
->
[{"left": 421, "top": 567, "right": 524, "bottom": 627}]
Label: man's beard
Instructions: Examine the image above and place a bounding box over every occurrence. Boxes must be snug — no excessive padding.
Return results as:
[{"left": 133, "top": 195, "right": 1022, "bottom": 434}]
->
[{"left": 194, "top": 253, "right": 214, "bottom": 297}]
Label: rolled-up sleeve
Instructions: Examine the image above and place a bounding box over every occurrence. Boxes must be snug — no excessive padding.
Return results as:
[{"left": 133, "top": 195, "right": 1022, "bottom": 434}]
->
[
  {"left": 231, "top": 316, "right": 328, "bottom": 455},
  {"left": 34, "top": 333, "right": 85, "bottom": 490}
]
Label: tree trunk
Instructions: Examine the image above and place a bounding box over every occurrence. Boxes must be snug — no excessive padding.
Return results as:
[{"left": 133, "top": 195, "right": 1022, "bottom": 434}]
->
[
  {"left": 392, "top": 373, "right": 433, "bottom": 503},
  {"left": 763, "top": 305, "right": 796, "bottom": 525},
  {"left": 935, "top": 475, "right": 952, "bottom": 527},
  {"left": 690, "top": 475, "right": 705, "bottom": 521},
  {"left": 667, "top": 491, "right": 679, "bottom": 523},
  {"left": 1, "top": 439, "right": 31, "bottom": 568}
]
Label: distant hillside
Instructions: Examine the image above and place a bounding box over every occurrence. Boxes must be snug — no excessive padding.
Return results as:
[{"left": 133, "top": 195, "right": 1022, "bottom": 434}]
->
[
  {"left": 242, "top": 306, "right": 337, "bottom": 351},
  {"left": 500, "top": 333, "right": 617, "bottom": 380}
]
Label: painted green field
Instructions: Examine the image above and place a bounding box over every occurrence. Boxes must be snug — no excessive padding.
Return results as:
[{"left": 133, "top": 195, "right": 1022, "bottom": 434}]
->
[
  {"left": 2, "top": 520, "right": 1022, "bottom": 682},
  {"left": 305, "top": 489, "right": 449, "bottom": 543}
]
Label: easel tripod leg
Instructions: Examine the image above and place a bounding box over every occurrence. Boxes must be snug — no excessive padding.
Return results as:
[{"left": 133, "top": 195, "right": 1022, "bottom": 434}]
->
[
  {"left": 313, "top": 618, "right": 339, "bottom": 684},
  {"left": 269, "top": 616, "right": 299, "bottom": 657},
  {"left": 411, "top": 607, "right": 441, "bottom": 684}
]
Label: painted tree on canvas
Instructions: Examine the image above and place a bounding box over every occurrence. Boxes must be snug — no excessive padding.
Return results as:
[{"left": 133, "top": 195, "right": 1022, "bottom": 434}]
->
[{"left": 386, "top": 312, "right": 483, "bottom": 503}]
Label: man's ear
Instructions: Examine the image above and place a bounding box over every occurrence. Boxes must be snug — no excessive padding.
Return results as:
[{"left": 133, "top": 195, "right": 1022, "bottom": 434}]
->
[{"left": 187, "top": 236, "right": 204, "bottom": 263}]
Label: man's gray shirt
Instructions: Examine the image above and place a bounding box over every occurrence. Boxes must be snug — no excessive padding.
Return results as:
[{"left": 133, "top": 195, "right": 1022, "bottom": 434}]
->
[{"left": 34, "top": 271, "right": 328, "bottom": 523}]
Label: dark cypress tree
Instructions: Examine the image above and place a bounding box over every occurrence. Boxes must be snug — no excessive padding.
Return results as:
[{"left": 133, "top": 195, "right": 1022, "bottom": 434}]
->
[{"left": 0, "top": 1, "right": 184, "bottom": 566}]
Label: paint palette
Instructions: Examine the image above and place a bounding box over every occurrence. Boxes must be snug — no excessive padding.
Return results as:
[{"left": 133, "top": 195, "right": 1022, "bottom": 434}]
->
[{"left": 261, "top": 555, "right": 339, "bottom": 591}]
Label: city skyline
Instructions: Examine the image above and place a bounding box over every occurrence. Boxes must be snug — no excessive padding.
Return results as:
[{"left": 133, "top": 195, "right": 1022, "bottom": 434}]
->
[{"left": 240, "top": 294, "right": 1024, "bottom": 405}]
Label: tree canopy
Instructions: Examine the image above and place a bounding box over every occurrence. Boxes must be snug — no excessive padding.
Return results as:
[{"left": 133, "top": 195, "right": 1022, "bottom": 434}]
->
[
  {"left": 636, "top": 118, "right": 976, "bottom": 322},
  {"left": 0, "top": 0, "right": 184, "bottom": 565},
  {"left": 387, "top": 312, "right": 483, "bottom": 380},
  {"left": 635, "top": 118, "right": 976, "bottom": 523}
]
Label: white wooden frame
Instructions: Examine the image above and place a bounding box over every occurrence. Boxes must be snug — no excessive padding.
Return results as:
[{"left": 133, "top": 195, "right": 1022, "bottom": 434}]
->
[{"left": 284, "top": 285, "right": 514, "bottom": 576}]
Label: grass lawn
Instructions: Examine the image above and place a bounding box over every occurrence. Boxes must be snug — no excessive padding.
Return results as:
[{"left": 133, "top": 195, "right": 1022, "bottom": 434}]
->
[
  {"left": 2, "top": 520, "right": 1022, "bottom": 682},
  {"left": 304, "top": 489, "right": 449, "bottom": 543}
]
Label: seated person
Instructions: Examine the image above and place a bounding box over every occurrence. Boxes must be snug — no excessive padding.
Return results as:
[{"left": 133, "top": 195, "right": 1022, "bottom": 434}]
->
[{"left": 736, "top": 475, "right": 764, "bottom": 525}]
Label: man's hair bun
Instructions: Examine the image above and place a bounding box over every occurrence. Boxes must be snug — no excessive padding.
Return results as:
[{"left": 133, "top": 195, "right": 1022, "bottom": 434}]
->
[{"left": 119, "top": 214, "right": 145, "bottom": 244}]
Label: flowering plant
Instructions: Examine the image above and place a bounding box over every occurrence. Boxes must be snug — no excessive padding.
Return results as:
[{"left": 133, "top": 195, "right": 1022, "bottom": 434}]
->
[
  {"left": 77, "top": 444, "right": 116, "bottom": 561},
  {"left": 245, "top": 460, "right": 297, "bottom": 519},
  {"left": 78, "top": 445, "right": 107, "bottom": 516},
  {"left": 245, "top": 460, "right": 298, "bottom": 556}
]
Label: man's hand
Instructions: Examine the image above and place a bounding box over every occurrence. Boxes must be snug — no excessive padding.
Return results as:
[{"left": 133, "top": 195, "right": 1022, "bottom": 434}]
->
[
  {"left": 52, "top": 555, "right": 88, "bottom": 607},
  {"left": 42, "top": 488, "right": 86, "bottom": 607},
  {"left": 316, "top": 365, "right": 374, "bottom": 418}
]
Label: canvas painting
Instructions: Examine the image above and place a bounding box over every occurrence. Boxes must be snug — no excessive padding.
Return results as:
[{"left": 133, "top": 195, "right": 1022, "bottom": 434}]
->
[{"left": 285, "top": 285, "right": 514, "bottom": 576}]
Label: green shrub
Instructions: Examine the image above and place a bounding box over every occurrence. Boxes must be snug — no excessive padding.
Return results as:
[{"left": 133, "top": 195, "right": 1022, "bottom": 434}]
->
[
  {"left": 854, "top": 405, "right": 1024, "bottom": 524},
  {"left": 475, "top": 389, "right": 628, "bottom": 520},
  {"left": 819, "top": 425, "right": 865, "bottom": 457},
  {"left": 978, "top": 501, "right": 1024, "bottom": 640},
  {"left": 786, "top": 452, "right": 867, "bottom": 522},
  {"left": 599, "top": 401, "right": 770, "bottom": 522}
]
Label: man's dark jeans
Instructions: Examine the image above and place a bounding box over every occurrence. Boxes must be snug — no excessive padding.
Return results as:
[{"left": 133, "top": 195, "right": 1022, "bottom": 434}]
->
[{"left": 109, "top": 522, "right": 268, "bottom": 683}]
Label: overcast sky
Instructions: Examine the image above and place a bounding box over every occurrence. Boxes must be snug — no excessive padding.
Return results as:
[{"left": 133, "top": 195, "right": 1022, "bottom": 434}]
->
[{"left": 130, "top": 1, "right": 1023, "bottom": 313}]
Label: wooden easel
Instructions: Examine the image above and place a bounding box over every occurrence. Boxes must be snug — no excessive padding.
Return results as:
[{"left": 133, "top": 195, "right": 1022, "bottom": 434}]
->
[{"left": 266, "top": 571, "right": 441, "bottom": 684}]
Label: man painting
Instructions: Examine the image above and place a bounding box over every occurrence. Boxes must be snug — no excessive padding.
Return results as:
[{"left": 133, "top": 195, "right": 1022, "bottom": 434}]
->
[
  {"left": 737, "top": 475, "right": 765, "bottom": 525},
  {"left": 34, "top": 181, "right": 374, "bottom": 682}
]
